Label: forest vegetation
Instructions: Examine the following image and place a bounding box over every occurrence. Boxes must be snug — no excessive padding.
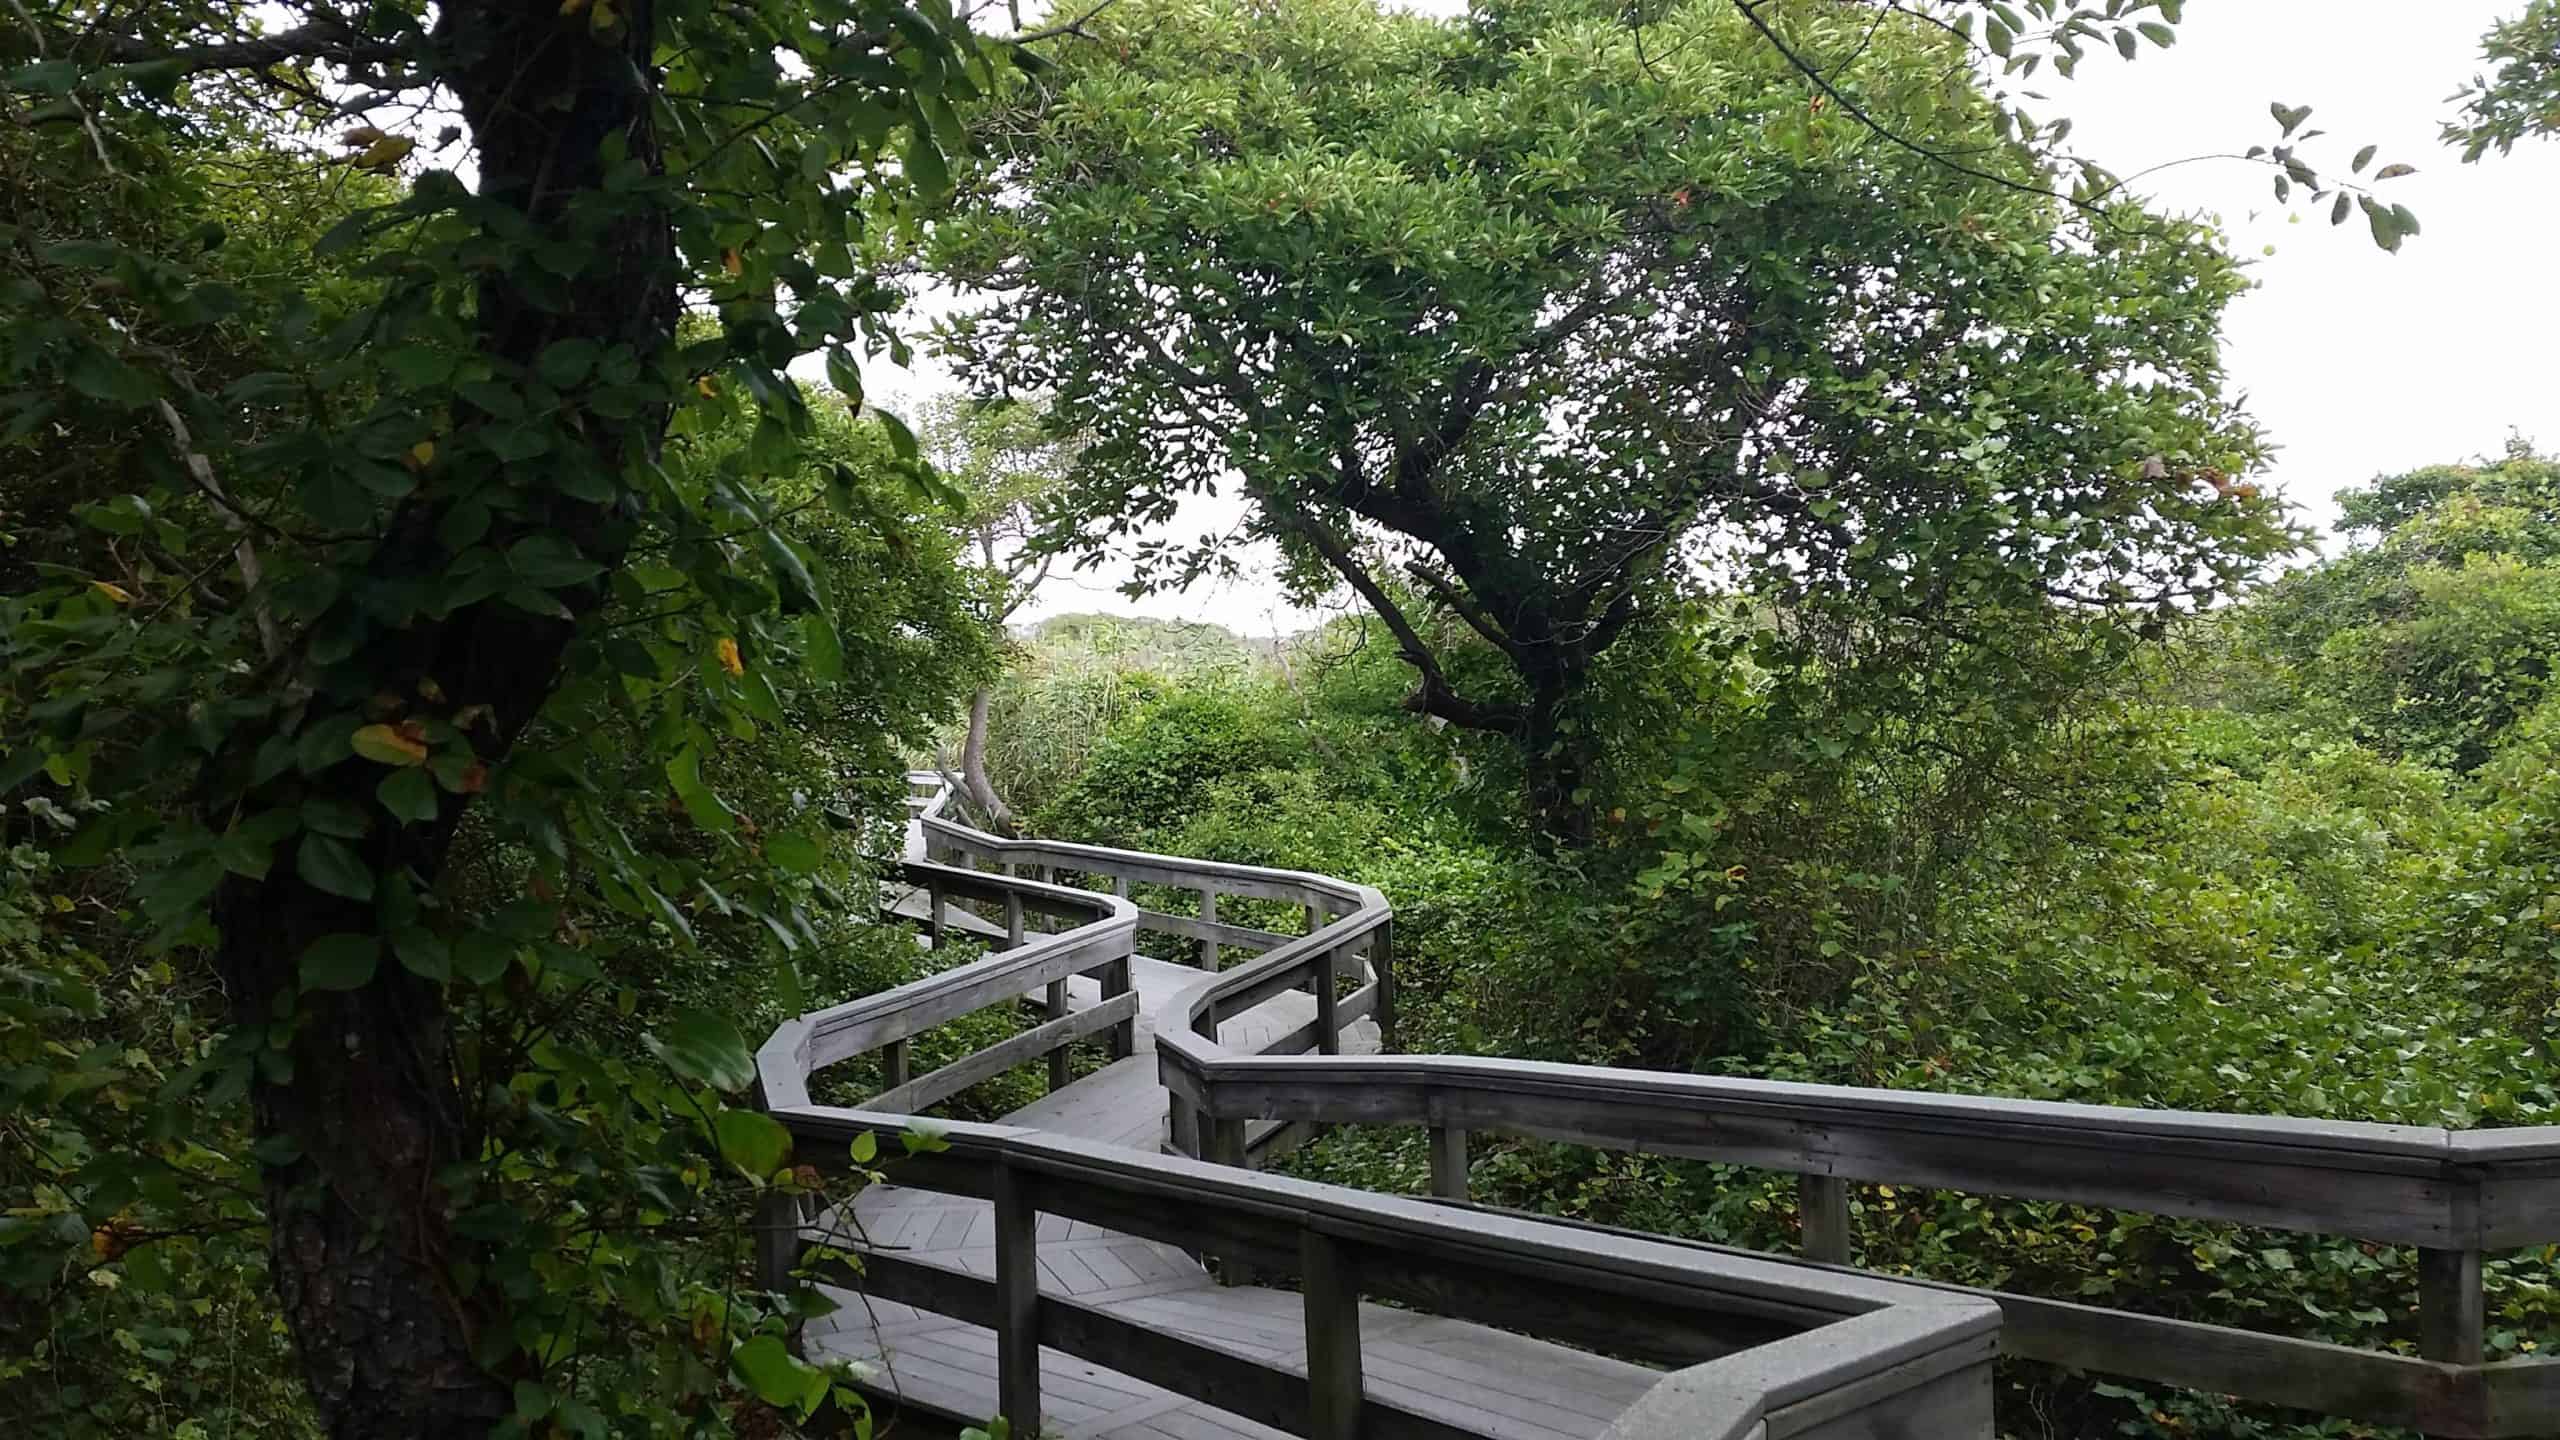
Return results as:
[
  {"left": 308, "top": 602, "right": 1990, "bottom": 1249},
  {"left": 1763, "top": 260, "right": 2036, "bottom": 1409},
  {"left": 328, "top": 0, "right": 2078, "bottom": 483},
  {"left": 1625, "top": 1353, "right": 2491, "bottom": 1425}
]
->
[{"left": 1, "top": 0, "right": 2556, "bottom": 1438}]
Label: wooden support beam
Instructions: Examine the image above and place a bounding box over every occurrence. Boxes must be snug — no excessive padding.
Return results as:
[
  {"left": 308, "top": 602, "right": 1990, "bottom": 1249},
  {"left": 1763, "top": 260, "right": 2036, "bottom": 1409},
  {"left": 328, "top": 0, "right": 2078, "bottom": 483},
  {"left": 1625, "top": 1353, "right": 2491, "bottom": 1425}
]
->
[
  {"left": 754, "top": 1190, "right": 800, "bottom": 1296},
  {"left": 1207, "top": 1115, "right": 1253, "bottom": 1286},
  {"left": 1314, "top": 947, "right": 1341, "bottom": 1057},
  {"left": 2420, "top": 1246, "right": 2484, "bottom": 1366},
  {"left": 1800, "top": 1174, "right": 1852, "bottom": 1266},
  {"left": 1005, "top": 891, "right": 1025, "bottom": 950},
  {"left": 1200, "top": 889, "right": 1221, "bottom": 971},
  {"left": 881, "top": 1037, "right": 909, "bottom": 1094},
  {"left": 1301, "top": 1230, "right": 1365, "bottom": 1440},
  {"left": 1046, "top": 978, "right": 1072, "bottom": 1093},
  {"left": 1372, "top": 921, "right": 1396, "bottom": 1045},
  {"left": 1430, "top": 1125, "right": 1468, "bottom": 1202},
  {"left": 927, "top": 885, "right": 945, "bottom": 950},
  {"left": 1103, "top": 953, "right": 1136, "bottom": 1059},
  {"left": 993, "top": 1163, "right": 1041, "bottom": 1435}
]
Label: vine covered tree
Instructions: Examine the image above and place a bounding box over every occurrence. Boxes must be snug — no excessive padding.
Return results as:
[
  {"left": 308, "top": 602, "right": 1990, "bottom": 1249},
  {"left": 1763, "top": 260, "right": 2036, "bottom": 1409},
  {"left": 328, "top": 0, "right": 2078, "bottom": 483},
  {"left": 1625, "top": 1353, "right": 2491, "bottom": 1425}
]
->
[
  {"left": 0, "top": 0, "right": 1015, "bottom": 1433},
  {"left": 939, "top": 0, "right": 2297, "bottom": 838}
]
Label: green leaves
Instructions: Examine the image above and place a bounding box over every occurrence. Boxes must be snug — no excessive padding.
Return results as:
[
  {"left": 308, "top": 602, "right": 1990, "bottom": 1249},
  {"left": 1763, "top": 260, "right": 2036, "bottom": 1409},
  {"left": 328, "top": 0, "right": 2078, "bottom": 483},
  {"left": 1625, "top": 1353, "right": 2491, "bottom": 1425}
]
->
[
  {"left": 715, "top": 1109, "right": 792, "bottom": 1175},
  {"left": 295, "top": 834, "right": 374, "bottom": 901},
  {"left": 730, "top": 1334, "right": 829, "bottom": 1415},
  {"left": 665, "top": 747, "right": 735, "bottom": 834},
  {"left": 2358, "top": 195, "right": 2423, "bottom": 253},
  {"left": 644, "top": 1010, "right": 757, "bottom": 1093},
  {"left": 377, "top": 767, "right": 439, "bottom": 823},
  {"left": 299, "top": 933, "right": 379, "bottom": 990},
  {"left": 536, "top": 338, "right": 602, "bottom": 387}
]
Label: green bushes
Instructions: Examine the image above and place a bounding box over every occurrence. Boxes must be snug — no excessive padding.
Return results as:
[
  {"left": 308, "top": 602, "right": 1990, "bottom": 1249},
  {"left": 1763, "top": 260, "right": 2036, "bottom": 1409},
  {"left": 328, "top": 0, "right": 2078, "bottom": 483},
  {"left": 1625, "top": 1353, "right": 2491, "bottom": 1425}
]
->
[{"left": 1032, "top": 690, "right": 1307, "bottom": 845}]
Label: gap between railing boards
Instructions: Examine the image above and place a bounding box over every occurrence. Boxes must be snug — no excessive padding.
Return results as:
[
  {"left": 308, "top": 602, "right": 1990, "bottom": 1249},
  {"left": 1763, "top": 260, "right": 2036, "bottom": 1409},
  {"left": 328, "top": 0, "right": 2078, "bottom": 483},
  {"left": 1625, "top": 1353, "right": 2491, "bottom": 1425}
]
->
[
  {"left": 789, "top": 771, "right": 2560, "bottom": 1437},
  {"left": 742, "top": 772, "right": 2005, "bottom": 1438}
]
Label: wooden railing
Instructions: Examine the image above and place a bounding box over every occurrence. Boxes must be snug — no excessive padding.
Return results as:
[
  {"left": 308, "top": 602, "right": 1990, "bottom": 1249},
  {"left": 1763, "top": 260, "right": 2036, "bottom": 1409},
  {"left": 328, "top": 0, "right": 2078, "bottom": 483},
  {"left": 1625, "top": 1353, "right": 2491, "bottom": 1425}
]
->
[
  {"left": 1161, "top": 1040, "right": 2560, "bottom": 1435},
  {"left": 769, "top": 1106, "right": 2000, "bottom": 1440},
  {"left": 751, "top": 773, "right": 2003, "bottom": 1439}
]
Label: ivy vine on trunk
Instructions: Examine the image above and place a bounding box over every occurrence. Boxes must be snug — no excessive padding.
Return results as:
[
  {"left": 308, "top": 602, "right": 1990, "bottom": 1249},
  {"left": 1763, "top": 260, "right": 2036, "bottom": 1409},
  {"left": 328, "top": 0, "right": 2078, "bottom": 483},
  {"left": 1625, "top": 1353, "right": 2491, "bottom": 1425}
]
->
[{"left": 1, "top": 0, "right": 1014, "bottom": 1434}]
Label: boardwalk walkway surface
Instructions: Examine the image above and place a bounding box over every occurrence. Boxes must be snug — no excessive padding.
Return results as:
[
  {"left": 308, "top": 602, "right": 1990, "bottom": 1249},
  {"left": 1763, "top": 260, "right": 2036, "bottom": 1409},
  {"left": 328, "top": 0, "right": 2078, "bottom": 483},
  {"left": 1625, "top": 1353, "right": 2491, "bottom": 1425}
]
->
[{"left": 805, "top": 837, "right": 1659, "bottom": 1438}]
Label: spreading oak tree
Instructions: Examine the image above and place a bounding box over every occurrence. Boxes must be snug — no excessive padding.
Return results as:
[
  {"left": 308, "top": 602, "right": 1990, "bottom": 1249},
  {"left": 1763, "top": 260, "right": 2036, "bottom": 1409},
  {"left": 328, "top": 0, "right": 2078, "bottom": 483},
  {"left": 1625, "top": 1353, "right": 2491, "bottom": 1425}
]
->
[
  {"left": 937, "top": 0, "right": 2311, "bottom": 838},
  {"left": 1, "top": 0, "right": 1018, "bottom": 1434}
]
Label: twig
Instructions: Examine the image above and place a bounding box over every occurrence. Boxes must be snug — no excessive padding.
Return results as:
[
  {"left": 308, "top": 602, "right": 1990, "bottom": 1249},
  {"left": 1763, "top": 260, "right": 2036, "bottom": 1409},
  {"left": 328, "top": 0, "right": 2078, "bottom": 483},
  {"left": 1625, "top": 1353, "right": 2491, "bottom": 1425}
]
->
[{"left": 157, "top": 399, "right": 282, "bottom": 658}]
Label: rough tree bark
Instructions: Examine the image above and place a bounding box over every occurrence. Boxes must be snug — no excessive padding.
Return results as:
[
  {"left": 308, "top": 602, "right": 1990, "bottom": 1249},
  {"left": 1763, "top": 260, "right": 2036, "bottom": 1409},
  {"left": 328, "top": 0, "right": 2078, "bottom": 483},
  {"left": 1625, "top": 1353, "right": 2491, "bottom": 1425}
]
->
[
  {"left": 207, "top": 4, "right": 676, "bottom": 1433},
  {"left": 960, "top": 684, "right": 1013, "bottom": 831}
]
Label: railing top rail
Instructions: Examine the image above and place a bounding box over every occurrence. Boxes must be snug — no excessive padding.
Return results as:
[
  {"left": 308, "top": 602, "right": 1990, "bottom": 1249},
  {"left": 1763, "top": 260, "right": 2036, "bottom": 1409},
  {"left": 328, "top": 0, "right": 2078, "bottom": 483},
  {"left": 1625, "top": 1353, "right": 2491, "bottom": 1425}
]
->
[
  {"left": 911, "top": 773, "right": 1393, "bottom": 1063},
  {"left": 914, "top": 772, "right": 1383, "bottom": 912},
  {"left": 793, "top": 858, "right": 1133, "bottom": 1036},
  {"left": 1164, "top": 1052, "right": 2465, "bottom": 1164},
  {"left": 773, "top": 1102, "right": 1994, "bottom": 1327}
]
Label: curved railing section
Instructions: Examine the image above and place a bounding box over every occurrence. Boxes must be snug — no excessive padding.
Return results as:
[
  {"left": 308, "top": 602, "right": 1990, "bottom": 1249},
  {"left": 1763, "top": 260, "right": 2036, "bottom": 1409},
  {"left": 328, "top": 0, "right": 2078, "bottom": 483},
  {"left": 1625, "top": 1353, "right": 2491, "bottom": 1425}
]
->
[
  {"left": 750, "top": 772, "right": 2005, "bottom": 1440},
  {"left": 757, "top": 771, "right": 2560, "bottom": 1437},
  {"left": 911, "top": 772, "right": 1396, "bottom": 1164}
]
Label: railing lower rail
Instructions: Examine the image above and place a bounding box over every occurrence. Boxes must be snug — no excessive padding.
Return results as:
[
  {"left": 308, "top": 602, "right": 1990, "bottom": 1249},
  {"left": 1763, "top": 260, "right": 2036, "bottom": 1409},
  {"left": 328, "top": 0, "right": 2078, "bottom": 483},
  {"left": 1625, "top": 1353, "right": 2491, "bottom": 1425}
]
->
[
  {"left": 800, "top": 771, "right": 2560, "bottom": 1436},
  {"left": 1159, "top": 1023, "right": 2560, "bottom": 1435},
  {"left": 750, "top": 773, "right": 2002, "bottom": 1438}
]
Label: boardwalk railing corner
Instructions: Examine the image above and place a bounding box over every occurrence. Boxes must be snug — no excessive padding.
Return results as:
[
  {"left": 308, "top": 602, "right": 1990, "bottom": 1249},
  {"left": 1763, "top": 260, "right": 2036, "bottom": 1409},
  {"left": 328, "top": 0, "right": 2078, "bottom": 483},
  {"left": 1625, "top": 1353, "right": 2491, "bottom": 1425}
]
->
[{"left": 749, "top": 771, "right": 2560, "bottom": 1439}]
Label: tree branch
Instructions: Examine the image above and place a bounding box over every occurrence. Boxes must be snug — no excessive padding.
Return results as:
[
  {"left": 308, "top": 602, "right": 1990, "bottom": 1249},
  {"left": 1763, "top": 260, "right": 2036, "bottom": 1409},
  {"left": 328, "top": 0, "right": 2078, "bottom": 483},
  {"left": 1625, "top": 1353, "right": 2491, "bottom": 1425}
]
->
[{"left": 1288, "top": 507, "right": 1519, "bottom": 736}]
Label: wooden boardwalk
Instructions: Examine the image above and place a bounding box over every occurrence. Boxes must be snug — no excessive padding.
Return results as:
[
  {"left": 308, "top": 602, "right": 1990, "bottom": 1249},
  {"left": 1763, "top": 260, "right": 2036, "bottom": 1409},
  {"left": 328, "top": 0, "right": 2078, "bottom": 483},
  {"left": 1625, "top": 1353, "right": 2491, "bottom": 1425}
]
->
[{"left": 804, "top": 923, "right": 1659, "bottom": 1438}]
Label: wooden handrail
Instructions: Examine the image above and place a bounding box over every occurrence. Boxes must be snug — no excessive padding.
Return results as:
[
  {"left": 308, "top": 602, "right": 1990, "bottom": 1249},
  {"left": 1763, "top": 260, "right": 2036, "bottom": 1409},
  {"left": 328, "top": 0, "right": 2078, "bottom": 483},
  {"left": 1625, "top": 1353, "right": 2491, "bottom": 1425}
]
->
[
  {"left": 900, "top": 772, "right": 2560, "bottom": 1435},
  {"left": 768, "top": 1105, "right": 2001, "bottom": 1440},
  {"left": 750, "top": 774, "right": 2003, "bottom": 1437},
  {"left": 1158, "top": 1035, "right": 2560, "bottom": 1432}
]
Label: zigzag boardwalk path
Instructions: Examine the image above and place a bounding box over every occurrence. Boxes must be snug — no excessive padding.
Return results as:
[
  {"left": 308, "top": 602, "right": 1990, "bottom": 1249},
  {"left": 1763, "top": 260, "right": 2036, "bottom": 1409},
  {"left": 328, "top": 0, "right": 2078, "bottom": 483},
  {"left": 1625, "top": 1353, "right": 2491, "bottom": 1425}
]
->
[{"left": 807, "top": 882, "right": 1659, "bottom": 1439}]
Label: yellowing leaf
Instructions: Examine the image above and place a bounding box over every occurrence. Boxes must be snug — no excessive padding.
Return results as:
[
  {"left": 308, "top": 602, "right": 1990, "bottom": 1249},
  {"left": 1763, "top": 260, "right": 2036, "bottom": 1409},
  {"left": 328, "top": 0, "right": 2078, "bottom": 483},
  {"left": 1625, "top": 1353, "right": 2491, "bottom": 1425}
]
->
[
  {"left": 560, "top": 0, "right": 589, "bottom": 13},
  {"left": 722, "top": 248, "right": 743, "bottom": 277},
  {"left": 695, "top": 375, "right": 720, "bottom": 399},
  {"left": 354, "top": 136, "right": 415, "bottom": 172},
  {"left": 351, "top": 723, "right": 430, "bottom": 767},
  {"left": 90, "top": 580, "right": 133, "bottom": 605},
  {"left": 714, "top": 637, "right": 744, "bottom": 677},
  {"left": 408, "top": 439, "right": 435, "bottom": 468},
  {"left": 339, "top": 125, "right": 388, "bottom": 149}
]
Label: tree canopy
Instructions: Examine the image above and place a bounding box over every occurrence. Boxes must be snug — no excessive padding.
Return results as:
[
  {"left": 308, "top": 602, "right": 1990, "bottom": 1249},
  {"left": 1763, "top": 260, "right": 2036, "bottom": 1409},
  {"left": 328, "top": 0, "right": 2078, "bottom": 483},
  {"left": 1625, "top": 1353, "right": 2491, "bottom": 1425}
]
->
[{"left": 938, "top": 0, "right": 2293, "bottom": 835}]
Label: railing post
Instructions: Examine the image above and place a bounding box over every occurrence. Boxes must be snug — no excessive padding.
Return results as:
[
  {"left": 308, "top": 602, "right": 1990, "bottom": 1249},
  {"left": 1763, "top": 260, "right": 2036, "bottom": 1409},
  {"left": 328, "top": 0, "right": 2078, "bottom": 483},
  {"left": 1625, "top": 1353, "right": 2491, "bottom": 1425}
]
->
[
  {"left": 881, "top": 1038, "right": 909, "bottom": 1094},
  {"left": 1314, "top": 946, "right": 1341, "bottom": 1055},
  {"left": 1206, "top": 1115, "right": 1253, "bottom": 1285},
  {"left": 1429, "top": 1125, "right": 1468, "bottom": 1202},
  {"left": 1045, "top": 978, "right": 1072, "bottom": 1092},
  {"left": 1005, "top": 891, "right": 1025, "bottom": 950},
  {"left": 1799, "top": 1174, "right": 1853, "bottom": 1266},
  {"left": 992, "top": 1161, "right": 1042, "bottom": 1435},
  {"left": 1371, "top": 920, "right": 1396, "bottom": 1046},
  {"left": 1301, "top": 1229, "right": 1364, "bottom": 1440},
  {"left": 927, "top": 884, "right": 945, "bottom": 950},
  {"left": 1103, "top": 951, "right": 1136, "bottom": 1059},
  {"left": 1112, "top": 874, "right": 1129, "bottom": 900},
  {"left": 755, "top": 1189, "right": 801, "bottom": 1295},
  {"left": 1304, "top": 901, "right": 1323, "bottom": 936},
  {"left": 1199, "top": 888, "right": 1220, "bottom": 971},
  {"left": 2419, "top": 1246, "right": 2484, "bottom": 1365}
]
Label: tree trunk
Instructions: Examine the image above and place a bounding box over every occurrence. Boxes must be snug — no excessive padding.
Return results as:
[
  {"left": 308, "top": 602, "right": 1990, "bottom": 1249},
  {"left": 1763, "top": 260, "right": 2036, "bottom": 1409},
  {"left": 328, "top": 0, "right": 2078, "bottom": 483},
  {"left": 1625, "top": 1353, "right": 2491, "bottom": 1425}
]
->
[
  {"left": 1519, "top": 681, "right": 1594, "bottom": 848},
  {"left": 216, "top": 3, "right": 677, "bottom": 1434},
  {"left": 961, "top": 684, "right": 1014, "bottom": 832}
]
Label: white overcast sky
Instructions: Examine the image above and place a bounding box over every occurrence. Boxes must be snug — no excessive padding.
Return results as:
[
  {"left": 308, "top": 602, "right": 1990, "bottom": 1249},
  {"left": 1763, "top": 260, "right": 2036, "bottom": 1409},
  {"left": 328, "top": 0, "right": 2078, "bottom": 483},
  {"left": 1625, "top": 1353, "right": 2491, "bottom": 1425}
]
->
[{"left": 860, "top": 1, "right": 2560, "bottom": 636}]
